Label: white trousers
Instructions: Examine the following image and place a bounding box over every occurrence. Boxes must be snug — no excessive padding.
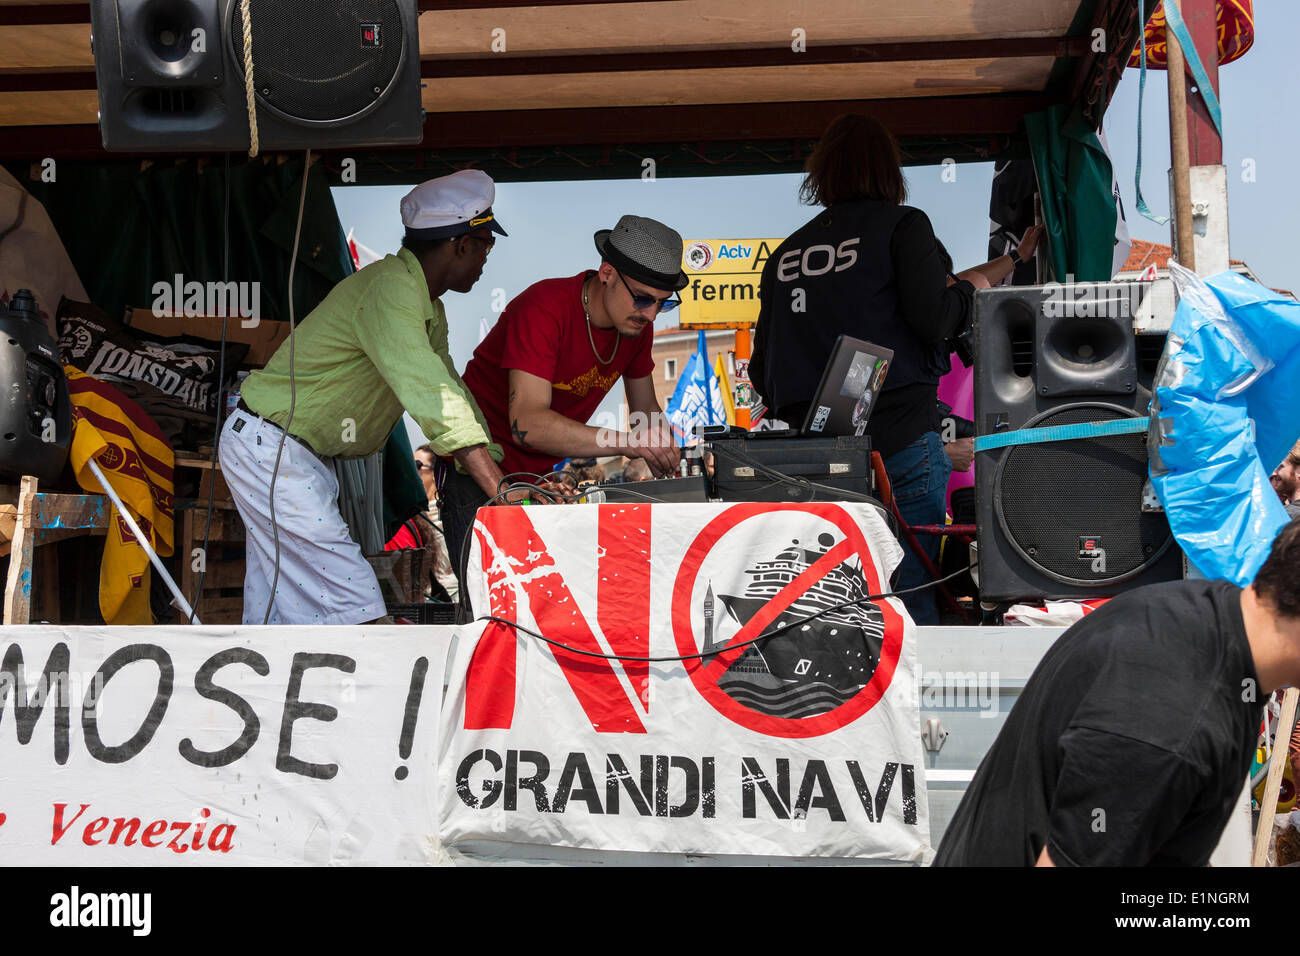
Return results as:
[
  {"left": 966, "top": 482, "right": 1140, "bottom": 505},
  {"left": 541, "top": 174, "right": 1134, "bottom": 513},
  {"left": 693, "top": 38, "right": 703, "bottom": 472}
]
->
[{"left": 218, "top": 408, "right": 385, "bottom": 625}]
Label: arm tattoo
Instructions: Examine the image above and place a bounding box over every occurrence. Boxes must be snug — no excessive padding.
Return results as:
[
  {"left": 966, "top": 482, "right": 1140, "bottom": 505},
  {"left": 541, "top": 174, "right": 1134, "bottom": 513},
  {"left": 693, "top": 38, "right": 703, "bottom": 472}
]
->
[
  {"left": 511, "top": 417, "right": 533, "bottom": 448},
  {"left": 508, "top": 387, "right": 517, "bottom": 409}
]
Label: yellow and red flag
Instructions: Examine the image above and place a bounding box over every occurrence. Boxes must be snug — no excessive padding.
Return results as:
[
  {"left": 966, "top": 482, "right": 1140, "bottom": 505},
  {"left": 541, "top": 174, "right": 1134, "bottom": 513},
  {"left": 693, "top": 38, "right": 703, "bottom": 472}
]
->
[
  {"left": 714, "top": 352, "right": 736, "bottom": 427},
  {"left": 1129, "top": 1, "right": 1254, "bottom": 69},
  {"left": 64, "top": 366, "right": 174, "bottom": 624}
]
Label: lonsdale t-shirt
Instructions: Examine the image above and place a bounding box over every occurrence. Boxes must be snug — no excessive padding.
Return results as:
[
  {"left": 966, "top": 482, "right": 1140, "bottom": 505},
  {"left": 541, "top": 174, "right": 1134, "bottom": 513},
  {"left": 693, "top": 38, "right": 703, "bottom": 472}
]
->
[
  {"left": 462, "top": 272, "right": 654, "bottom": 476},
  {"left": 933, "top": 579, "right": 1262, "bottom": 867}
]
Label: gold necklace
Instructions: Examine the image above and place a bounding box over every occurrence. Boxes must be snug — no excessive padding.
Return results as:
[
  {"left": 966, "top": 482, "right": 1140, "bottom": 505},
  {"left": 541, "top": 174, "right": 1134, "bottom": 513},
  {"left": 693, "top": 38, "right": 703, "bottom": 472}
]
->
[{"left": 582, "top": 275, "right": 619, "bottom": 365}]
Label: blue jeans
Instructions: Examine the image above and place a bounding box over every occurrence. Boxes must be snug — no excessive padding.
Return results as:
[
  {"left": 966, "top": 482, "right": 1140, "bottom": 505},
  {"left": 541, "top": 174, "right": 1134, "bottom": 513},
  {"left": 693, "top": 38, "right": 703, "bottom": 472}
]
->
[{"left": 883, "top": 431, "right": 952, "bottom": 626}]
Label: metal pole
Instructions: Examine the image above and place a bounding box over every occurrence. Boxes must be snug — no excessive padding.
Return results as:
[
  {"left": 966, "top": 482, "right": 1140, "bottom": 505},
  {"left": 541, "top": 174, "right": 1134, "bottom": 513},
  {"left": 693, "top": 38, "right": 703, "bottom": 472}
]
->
[
  {"left": 1165, "top": 0, "right": 1196, "bottom": 272},
  {"left": 87, "top": 459, "right": 200, "bottom": 624},
  {"left": 734, "top": 327, "right": 752, "bottom": 430}
]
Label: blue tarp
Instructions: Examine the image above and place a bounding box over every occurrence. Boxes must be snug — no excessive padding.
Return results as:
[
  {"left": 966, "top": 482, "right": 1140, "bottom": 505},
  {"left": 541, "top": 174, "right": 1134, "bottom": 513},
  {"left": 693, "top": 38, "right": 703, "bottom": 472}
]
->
[{"left": 1150, "top": 264, "right": 1300, "bottom": 585}]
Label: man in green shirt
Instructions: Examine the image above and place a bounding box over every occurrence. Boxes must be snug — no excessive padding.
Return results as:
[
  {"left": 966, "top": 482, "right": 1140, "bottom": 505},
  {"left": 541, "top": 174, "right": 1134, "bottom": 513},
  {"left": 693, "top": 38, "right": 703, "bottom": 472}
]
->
[{"left": 219, "top": 170, "right": 513, "bottom": 625}]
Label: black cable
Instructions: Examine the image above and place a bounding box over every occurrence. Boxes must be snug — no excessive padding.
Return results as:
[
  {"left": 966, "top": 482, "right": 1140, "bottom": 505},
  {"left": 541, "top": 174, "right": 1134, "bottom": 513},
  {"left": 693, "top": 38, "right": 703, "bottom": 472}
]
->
[
  {"left": 715, "top": 444, "right": 884, "bottom": 506},
  {"left": 453, "top": 471, "right": 690, "bottom": 614},
  {"left": 709, "top": 444, "right": 899, "bottom": 536},
  {"left": 451, "top": 475, "right": 632, "bottom": 618},
  {"left": 187, "top": 152, "right": 233, "bottom": 624},
  {"left": 452, "top": 460, "right": 890, "bottom": 618},
  {"left": 263, "top": 150, "right": 312, "bottom": 625},
  {"left": 579, "top": 483, "right": 679, "bottom": 504},
  {"left": 453, "top": 491, "right": 476, "bottom": 620},
  {"left": 476, "top": 564, "right": 973, "bottom": 664},
  {"left": 494, "top": 475, "right": 581, "bottom": 500},
  {"left": 457, "top": 480, "right": 573, "bottom": 558},
  {"left": 451, "top": 480, "right": 536, "bottom": 618},
  {"left": 497, "top": 469, "right": 575, "bottom": 490}
]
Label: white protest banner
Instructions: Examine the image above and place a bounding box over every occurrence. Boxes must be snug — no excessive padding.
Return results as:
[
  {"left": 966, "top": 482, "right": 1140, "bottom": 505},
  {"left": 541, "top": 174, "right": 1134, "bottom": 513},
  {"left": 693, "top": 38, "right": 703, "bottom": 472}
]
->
[
  {"left": 439, "top": 502, "right": 930, "bottom": 861},
  {"left": 0, "top": 626, "right": 452, "bottom": 865}
]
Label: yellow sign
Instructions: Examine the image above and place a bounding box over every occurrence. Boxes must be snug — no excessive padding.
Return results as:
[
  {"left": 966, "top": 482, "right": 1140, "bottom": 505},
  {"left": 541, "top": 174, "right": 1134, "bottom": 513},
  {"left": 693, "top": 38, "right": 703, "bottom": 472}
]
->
[{"left": 677, "top": 238, "right": 781, "bottom": 329}]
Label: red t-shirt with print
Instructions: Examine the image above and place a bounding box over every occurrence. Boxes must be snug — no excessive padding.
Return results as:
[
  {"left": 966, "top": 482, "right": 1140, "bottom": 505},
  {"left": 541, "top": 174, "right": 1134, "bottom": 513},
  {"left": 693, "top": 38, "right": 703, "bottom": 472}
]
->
[{"left": 462, "top": 271, "right": 655, "bottom": 476}]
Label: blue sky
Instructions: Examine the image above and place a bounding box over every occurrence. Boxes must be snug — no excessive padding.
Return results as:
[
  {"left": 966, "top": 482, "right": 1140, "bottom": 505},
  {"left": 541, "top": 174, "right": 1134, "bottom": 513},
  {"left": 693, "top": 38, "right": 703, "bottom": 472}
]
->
[
  {"left": 331, "top": 4, "right": 1296, "bottom": 444},
  {"left": 1103, "top": 0, "right": 1297, "bottom": 291}
]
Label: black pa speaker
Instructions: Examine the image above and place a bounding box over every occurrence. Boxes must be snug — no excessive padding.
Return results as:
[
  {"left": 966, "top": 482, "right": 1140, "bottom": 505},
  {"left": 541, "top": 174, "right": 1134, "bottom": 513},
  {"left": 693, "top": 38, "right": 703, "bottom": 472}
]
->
[
  {"left": 0, "top": 291, "right": 72, "bottom": 483},
  {"left": 90, "top": 0, "right": 424, "bottom": 151},
  {"left": 972, "top": 282, "right": 1182, "bottom": 604}
]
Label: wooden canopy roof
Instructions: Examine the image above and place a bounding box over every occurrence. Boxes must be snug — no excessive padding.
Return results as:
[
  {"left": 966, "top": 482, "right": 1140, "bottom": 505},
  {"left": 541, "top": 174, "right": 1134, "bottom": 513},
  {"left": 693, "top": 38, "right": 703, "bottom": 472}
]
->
[{"left": 0, "top": 0, "right": 1152, "bottom": 181}]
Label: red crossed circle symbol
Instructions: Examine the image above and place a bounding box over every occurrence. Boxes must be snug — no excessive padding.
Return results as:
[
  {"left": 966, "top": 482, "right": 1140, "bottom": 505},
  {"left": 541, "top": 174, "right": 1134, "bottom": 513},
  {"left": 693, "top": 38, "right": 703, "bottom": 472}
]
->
[{"left": 671, "top": 502, "right": 904, "bottom": 738}]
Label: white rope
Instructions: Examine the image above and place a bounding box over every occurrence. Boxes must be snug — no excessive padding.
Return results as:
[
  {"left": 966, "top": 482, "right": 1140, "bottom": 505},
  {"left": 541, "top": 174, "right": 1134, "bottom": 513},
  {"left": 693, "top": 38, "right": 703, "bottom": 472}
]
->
[{"left": 240, "top": 0, "right": 259, "bottom": 158}]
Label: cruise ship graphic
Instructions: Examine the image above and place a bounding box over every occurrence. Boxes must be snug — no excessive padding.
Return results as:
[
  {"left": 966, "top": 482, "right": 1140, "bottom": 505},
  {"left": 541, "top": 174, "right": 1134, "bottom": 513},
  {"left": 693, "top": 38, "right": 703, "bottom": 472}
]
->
[{"left": 701, "top": 532, "right": 885, "bottom": 718}]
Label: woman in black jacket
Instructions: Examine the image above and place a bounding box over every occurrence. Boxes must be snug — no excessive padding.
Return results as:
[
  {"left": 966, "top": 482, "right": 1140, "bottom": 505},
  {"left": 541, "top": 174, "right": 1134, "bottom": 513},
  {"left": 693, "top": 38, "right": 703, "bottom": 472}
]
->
[{"left": 751, "top": 114, "right": 1040, "bottom": 624}]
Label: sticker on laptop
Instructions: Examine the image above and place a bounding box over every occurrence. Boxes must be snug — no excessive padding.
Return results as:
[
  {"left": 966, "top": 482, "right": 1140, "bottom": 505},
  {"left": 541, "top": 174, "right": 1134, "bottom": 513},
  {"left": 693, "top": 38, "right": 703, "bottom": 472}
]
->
[{"left": 810, "top": 405, "right": 831, "bottom": 432}]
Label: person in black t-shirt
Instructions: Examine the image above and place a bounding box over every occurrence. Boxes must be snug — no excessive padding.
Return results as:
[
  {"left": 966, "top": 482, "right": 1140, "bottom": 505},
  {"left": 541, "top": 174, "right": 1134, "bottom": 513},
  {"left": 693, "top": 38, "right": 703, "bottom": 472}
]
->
[
  {"left": 934, "top": 520, "right": 1300, "bottom": 867},
  {"left": 750, "top": 114, "right": 1040, "bottom": 625}
]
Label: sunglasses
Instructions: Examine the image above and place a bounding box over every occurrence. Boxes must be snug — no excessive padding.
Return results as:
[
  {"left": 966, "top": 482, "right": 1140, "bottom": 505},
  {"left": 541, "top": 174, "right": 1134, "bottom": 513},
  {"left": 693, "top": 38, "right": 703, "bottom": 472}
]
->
[
  {"left": 414, "top": 461, "right": 435, "bottom": 471},
  {"left": 616, "top": 270, "right": 679, "bottom": 314},
  {"left": 461, "top": 233, "right": 495, "bottom": 255}
]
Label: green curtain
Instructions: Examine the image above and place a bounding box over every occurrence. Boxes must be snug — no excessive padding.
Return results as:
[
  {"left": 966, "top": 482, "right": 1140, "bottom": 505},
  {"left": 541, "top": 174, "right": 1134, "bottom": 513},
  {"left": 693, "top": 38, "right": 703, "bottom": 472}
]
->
[
  {"left": 8, "top": 156, "right": 352, "bottom": 323},
  {"left": 1025, "top": 104, "right": 1119, "bottom": 283},
  {"left": 12, "top": 153, "right": 434, "bottom": 556}
]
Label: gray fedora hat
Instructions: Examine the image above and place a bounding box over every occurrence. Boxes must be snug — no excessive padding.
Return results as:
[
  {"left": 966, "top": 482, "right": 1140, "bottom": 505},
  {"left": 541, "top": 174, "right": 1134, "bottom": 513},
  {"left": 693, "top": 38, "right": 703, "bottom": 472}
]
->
[{"left": 594, "top": 215, "right": 688, "bottom": 292}]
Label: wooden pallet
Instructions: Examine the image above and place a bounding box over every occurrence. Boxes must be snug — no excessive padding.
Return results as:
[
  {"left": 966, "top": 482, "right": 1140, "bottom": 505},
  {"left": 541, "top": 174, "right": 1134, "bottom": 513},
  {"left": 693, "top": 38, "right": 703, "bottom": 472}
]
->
[
  {"left": 2, "top": 476, "right": 110, "bottom": 625},
  {"left": 1253, "top": 688, "right": 1300, "bottom": 866},
  {"left": 3, "top": 456, "right": 251, "bottom": 625},
  {"left": 175, "top": 498, "right": 246, "bottom": 625}
]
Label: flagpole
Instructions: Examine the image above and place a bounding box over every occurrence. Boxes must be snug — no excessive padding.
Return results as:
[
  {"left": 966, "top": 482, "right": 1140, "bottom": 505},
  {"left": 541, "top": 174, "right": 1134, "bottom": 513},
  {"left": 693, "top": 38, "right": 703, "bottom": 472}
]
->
[
  {"left": 87, "top": 459, "right": 200, "bottom": 624},
  {"left": 699, "top": 330, "right": 716, "bottom": 425},
  {"left": 1165, "top": 0, "right": 1196, "bottom": 273}
]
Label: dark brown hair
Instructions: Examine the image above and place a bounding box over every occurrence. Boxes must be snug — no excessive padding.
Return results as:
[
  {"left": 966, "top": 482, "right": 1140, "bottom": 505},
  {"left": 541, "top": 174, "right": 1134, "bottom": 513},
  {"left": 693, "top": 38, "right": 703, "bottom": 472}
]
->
[
  {"left": 401, "top": 237, "right": 447, "bottom": 261},
  {"left": 799, "top": 114, "right": 907, "bottom": 207},
  {"left": 1254, "top": 519, "right": 1300, "bottom": 619}
]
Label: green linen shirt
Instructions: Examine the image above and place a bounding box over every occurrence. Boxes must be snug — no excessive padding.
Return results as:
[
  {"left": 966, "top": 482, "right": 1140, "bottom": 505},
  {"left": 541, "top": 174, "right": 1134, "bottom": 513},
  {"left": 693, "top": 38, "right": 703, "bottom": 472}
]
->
[{"left": 240, "top": 247, "right": 502, "bottom": 461}]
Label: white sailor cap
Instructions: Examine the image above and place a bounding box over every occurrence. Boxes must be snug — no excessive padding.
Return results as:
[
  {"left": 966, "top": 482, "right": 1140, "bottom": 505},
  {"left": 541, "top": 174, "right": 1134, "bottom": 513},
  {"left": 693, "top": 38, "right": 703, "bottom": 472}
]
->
[{"left": 399, "top": 169, "right": 508, "bottom": 240}]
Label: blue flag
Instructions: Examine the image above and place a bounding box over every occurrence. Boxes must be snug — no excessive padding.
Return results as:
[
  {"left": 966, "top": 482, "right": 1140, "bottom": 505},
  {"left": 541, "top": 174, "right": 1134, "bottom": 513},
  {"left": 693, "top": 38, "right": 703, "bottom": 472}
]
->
[{"left": 665, "top": 330, "right": 727, "bottom": 439}]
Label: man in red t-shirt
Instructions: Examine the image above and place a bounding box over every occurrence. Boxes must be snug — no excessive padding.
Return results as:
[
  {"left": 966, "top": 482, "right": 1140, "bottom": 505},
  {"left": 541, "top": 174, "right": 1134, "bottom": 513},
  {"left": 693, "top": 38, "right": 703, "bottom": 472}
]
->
[{"left": 444, "top": 215, "right": 686, "bottom": 577}]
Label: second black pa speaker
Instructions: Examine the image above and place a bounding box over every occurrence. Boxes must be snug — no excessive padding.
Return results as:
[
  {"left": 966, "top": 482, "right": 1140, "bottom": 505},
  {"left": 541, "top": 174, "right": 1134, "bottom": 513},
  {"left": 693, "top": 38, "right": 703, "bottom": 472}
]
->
[
  {"left": 90, "top": 0, "right": 424, "bottom": 151},
  {"left": 973, "top": 282, "right": 1182, "bottom": 604}
]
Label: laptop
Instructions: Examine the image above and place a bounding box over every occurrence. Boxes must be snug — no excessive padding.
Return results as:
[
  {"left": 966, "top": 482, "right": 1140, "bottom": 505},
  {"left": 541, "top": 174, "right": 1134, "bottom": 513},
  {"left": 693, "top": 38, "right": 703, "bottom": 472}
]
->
[{"left": 744, "top": 335, "right": 894, "bottom": 438}]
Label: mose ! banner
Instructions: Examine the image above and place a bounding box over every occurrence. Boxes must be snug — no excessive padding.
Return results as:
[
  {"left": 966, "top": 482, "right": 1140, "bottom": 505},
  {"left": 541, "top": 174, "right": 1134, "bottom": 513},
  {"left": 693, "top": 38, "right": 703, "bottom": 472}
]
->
[
  {"left": 0, "top": 626, "right": 452, "bottom": 865},
  {"left": 439, "top": 502, "right": 930, "bottom": 861}
]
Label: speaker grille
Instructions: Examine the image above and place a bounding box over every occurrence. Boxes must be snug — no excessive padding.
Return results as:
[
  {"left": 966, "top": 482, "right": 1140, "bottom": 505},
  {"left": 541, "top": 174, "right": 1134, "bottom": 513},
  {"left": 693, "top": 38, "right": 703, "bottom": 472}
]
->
[
  {"left": 230, "top": 0, "right": 405, "bottom": 123},
  {"left": 140, "top": 88, "right": 201, "bottom": 114},
  {"left": 1137, "top": 333, "right": 1166, "bottom": 377},
  {"left": 993, "top": 404, "right": 1173, "bottom": 586},
  {"left": 1009, "top": 318, "right": 1034, "bottom": 377}
]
